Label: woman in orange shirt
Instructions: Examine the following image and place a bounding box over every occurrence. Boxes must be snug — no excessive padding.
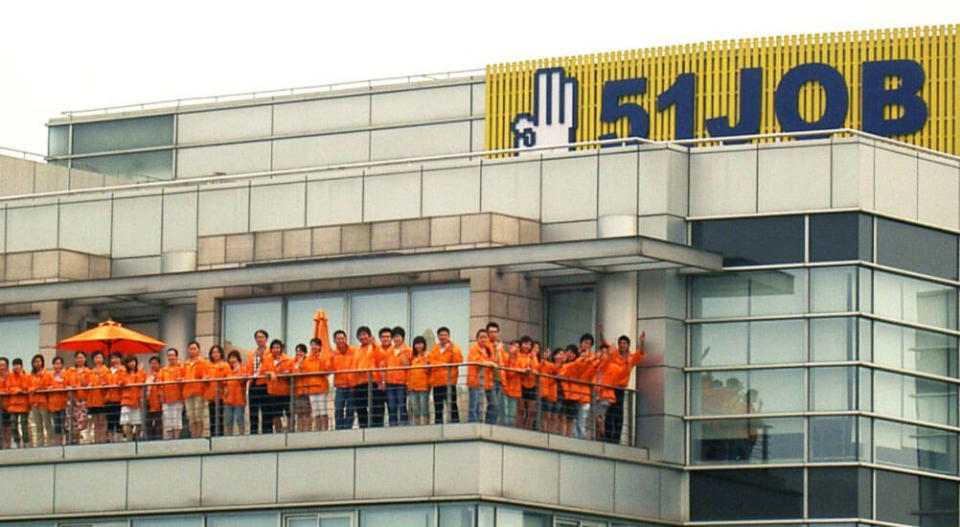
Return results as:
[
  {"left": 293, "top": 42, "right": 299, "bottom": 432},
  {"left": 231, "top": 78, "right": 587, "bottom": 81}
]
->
[
  {"left": 500, "top": 341, "right": 522, "bottom": 426},
  {"left": 537, "top": 347, "right": 559, "bottom": 434},
  {"left": 144, "top": 355, "right": 163, "bottom": 440},
  {"left": 514, "top": 337, "right": 540, "bottom": 429},
  {"left": 205, "top": 345, "right": 230, "bottom": 437},
  {"left": 406, "top": 336, "right": 430, "bottom": 425},
  {"left": 86, "top": 351, "right": 114, "bottom": 444},
  {"left": 64, "top": 351, "right": 90, "bottom": 445},
  {"left": 222, "top": 350, "right": 246, "bottom": 435},
  {"left": 467, "top": 329, "right": 496, "bottom": 424},
  {"left": 292, "top": 343, "right": 311, "bottom": 432},
  {"left": 48, "top": 356, "right": 69, "bottom": 446},
  {"left": 5, "top": 358, "right": 30, "bottom": 447},
  {"left": 300, "top": 338, "right": 333, "bottom": 432},
  {"left": 119, "top": 356, "right": 147, "bottom": 441},
  {"left": 27, "top": 354, "right": 53, "bottom": 447},
  {"left": 385, "top": 326, "right": 411, "bottom": 427}
]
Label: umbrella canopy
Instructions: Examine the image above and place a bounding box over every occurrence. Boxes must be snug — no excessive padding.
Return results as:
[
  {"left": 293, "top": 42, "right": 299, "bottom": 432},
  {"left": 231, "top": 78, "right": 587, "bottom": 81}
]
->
[{"left": 57, "top": 319, "right": 166, "bottom": 355}]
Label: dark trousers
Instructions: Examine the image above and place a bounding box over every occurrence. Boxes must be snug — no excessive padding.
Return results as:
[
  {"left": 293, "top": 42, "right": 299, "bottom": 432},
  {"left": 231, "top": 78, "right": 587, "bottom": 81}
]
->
[
  {"left": 386, "top": 384, "right": 408, "bottom": 426},
  {"left": 249, "top": 384, "right": 272, "bottom": 434},
  {"left": 208, "top": 402, "right": 219, "bottom": 437},
  {"left": 370, "top": 388, "right": 386, "bottom": 428},
  {"left": 351, "top": 385, "right": 369, "bottom": 428},
  {"left": 432, "top": 385, "right": 459, "bottom": 424},
  {"left": 604, "top": 389, "right": 625, "bottom": 443}
]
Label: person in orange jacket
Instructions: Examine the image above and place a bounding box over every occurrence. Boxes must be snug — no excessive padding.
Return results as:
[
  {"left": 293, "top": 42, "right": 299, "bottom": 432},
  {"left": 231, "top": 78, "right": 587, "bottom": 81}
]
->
[
  {"left": 86, "top": 351, "right": 114, "bottom": 444},
  {"left": 300, "top": 337, "right": 333, "bottom": 431},
  {"left": 537, "top": 347, "right": 559, "bottom": 434},
  {"left": 352, "top": 326, "right": 385, "bottom": 428},
  {"left": 144, "top": 355, "right": 163, "bottom": 440},
  {"left": 5, "top": 358, "right": 30, "bottom": 447},
  {"left": 429, "top": 327, "right": 462, "bottom": 424},
  {"left": 596, "top": 326, "right": 646, "bottom": 443},
  {"left": 182, "top": 341, "right": 210, "bottom": 438},
  {"left": 262, "top": 339, "right": 295, "bottom": 433},
  {"left": 222, "top": 350, "right": 246, "bottom": 435},
  {"left": 565, "top": 334, "right": 602, "bottom": 440},
  {"left": 330, "top": 330, "right": 358, "bottom": 430},
  {"left": 384, "top": 326, "right": 412, "bottom": 427},
  {"left": 205, "top": 345, "right": 230, "bottom": 437},
  {"left": 157, "top": 348, "right": 184, "bottom": 440},
  {"left": 64, "top": 351, "right": 90, "bottom": 444},
  {"left": 0, "top": 357, "right": 8, "bottom": 447},
  {"left": 556, "top": 346, "right": 579, "bottom": 436},
  {"left": 406, "top": 336, "right": 431, "bottom": 425},
  {"left": 466, "top": 328, "right": 497, "bottom": 423},
  {"left": 514, "top": 337, "right": 540, "bottom": 429},
  {"left": 104, "top": 351, "right": 125, "bottom": 443},
  {"left": 245, "top": 328, "right": 272, "bottom": 434},
  {"left": 118, "top": 356, "right": 147, "bottom": 441},
  {"left": 292, "top": 343, "right": 311, "bottom": 432},
  {"left": 27, "top": 354, "right": 53, "bottom": 447},
  {"left": 48, "top": 356, "right": 69, "bottom": 446}
]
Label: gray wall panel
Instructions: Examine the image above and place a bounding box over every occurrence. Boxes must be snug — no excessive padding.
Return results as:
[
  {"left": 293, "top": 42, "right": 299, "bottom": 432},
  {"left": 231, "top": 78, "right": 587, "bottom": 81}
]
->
[
  {"left": 201, "top": 453, "right": 277, "bottom": 506},
  {"left": 127, "top": 457, "right": 201, "bottom": 510}
]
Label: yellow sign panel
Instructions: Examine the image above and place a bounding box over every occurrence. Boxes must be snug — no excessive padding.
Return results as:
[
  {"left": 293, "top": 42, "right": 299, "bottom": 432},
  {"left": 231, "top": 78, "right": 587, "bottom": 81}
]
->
[{"left": 485, "top": 25, "right": 959, "bottom": 155}]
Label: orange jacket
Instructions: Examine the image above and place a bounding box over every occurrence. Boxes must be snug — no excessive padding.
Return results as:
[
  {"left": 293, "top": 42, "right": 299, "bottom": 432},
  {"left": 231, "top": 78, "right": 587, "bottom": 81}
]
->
[
  {"left": 28, "top": 370, "right": 53, "bottom": 409},
  {"left": 467, "top": 343, "right": 495, "bottom": 390},
  {"left": 407, "top": 354, "right": 431, "bottom": 392},
  {"left": 564, "top": 354, "right": 600, "bottom": 403},
  {"left": 3, "top": 372, "right": 30, "bottom": 413},
  {"left": 607, "top": 349, "right": 644, "bottom": 388},
  {"left": 86, "top": 365, "right": 114, "bottom": 408},
  {"left": 353, "top": 343, "right": 385, "bottom": 387},
  {"left": 48, "top": 370, "right": 69, "bottom": 412},
  {"left": 119, "top": 370, "right": 147, "bottom": 408},
  {"left": 263, "top": 354, "right": 295, "bottom": 396},
  {"left": 384, "top": 345, "right": 412, "bottom": 385},
  {"left": 182, "top": 357, "right": 210, "bottom": 399},
  {"left": 299, "top": 351, "right": 333, "bottom": 394},
  {"left": 500, "top": 354, "right": 522, "bottom": 398},
  {"left": 145, "top": 372, "right": 162, "bottom": 412},
  {"left": 331, "top": 347, "right": 357, "bottom": 388},
  {"left": 428, "top": 343, "right": 462, "bottom": 387},
  {"left": 157, "top": 365, "right": 184, "bottom": 403},
  {"left": 245, "top": 349, "right": 270, "bottom": 386},
  {"left": 204, "top": 361, "right": 231, "bottom": 401},
  {"left": 514, "top": 352, "right": 539, "bottom": 390},
  {"left": 538, "top": 361, "right": 559, "bottom": 403},
  {"left": 595, "top": 356, "right": 623, "bottom": 402},
  {"left": 223, "top": 363, "right": 246, "bottom": 406},
  {"left": 64, "top": 366, "right": 89, "bottom": 402},
  {"left": 105, "top": 366, "right": 123, "bottom": 404}
]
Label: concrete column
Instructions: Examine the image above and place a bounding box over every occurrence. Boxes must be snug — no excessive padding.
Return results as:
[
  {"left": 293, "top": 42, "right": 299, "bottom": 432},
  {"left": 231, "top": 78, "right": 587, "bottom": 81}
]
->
[
  {"left": 159, "top": 304, "right": 195, "bottom": 358},
  {"left": 596, "top": 215, "right": 638, "bottom": 344}
]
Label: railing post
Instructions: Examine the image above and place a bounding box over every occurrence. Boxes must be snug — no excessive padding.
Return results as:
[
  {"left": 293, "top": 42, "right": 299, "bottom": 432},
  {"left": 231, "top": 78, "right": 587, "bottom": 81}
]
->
[
  {"left": 215, "top": 381, "right": 221, "bottom": 438},
  {"left": 288, "top": 376, "right": 296, "bottom": 434},
  {"left": 65, "top": 391, "right": 72, "bottom": 446},
  {"left": 140, "top": 382, "right": 147, "bottom": 441},
  {"left": 535, "top": 374, "right": 542, "bottom": 432},
  {"left": 445, "top": 367, "right": 452, "bottom": 425},
  {"left": 590, "top": 383, "right": 598, "bottom": 441},
  {"left": 366, "top": 372, "right": 373, "bottom": 429}
]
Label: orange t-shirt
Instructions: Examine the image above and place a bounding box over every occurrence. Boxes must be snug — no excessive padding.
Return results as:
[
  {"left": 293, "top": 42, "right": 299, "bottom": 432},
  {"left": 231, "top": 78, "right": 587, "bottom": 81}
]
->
[
  {"left": 407, "top": 354, "right": 430, "bottom": 392},
  {"left": 353, "top": 343, "right": 385, "bottom": 387},
  {"left": 384, "top": 344, "right": 412, "bottom": 386},
  {"left": 3, "top": 372, "right": 30, "bottom": 413},
  {"left": 64, "top": 366, "right": 89, "bottom": 402},
  {"left": 182, "top": 357, "right": 210, "bottom": 399},
  {"left": 500, "top": 354, "right": 522, "bottom": 399},
  {"left": 145, "top": 371, "right": 162, "bottom": 412},
  {"left": 204, "top": 361, "right": 231, "bottom": 401},
  {"left": 299, "top": 351, "right": 333, "bottom": 394},
  {"left": 105, "top": 366, "right": 123, "bottom": 404},
  {"left": 222, "top": 364, "right": 246, "bottom": 406},
  {"left": 595, "top": 357, "right": 623, "bottom": 402},
  {"left": 245, "top": 349, "right": 270, "bottom": 386},
  {"left": 264, "top": 354, "right": 295, "bottom": 396},
  {"left": 538, "top": 361, "right": 559, "bottom": 403},
  {"left": 119, "top": 370, "right": 148, "bottom": 408},
  {"left": 28, "top": 370, "right": 53, "bottom": 409},
  {"left": 514, "top": 352, "right": 539, "bottom": 390},
  {"left": 48, "top": 369, "right": 69, "bottom": 412},
  {"left": 157, "top": 364, "right": 184, "bottom": 403},
  {"left": 428, "top": 343, "right": 462, "bottom": 387},
  {"left": 85, "top": 365, "right": 114, "bottom": 408},
  {"left": 607, "top": 349, "right": 644, "bottom": 388},
  {"left": 467, "top": 343, "right": 495, "bottom": 390},
  {"left": 332, "top": 347, "right": 357, "bottom": 388}
]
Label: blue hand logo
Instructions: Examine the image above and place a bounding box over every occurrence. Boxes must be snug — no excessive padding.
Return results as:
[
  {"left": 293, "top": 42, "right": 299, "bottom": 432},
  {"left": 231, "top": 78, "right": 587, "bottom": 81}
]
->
[{"left": 511, "top": 68, "right": 579, "bottom": 152}]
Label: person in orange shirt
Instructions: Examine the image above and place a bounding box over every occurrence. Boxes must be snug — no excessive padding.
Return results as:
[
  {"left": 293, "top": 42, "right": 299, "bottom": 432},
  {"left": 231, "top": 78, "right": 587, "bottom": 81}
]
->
[
  {"left": 85, "top": 351, "right": 114, "bottom": 444},
  {"left": 429, "top": 326, "right": 462, "bottom": 424},
  {"left": 48, "top": 356, "right": 69, "bottom": 446},
  {"left": 597, "top": 329, "right": 646, "bottom": 443},
  {"left": 245, "top": 328, "right": 272, "bottom": 434},
  {"left": 64, "top": 351, "right": 89, "bottom": 444},
  {"left": 466, "top": 328, "right": 496, "bottom": 423},
  {"left": 119, "top": 356, "right": 147, "bottom": 441},
  {"left": 556, "top": 345, "right": 580, "bottom": 437},
  {"left": 0, "top": 357, "right": 9, "bottom": 448},
  {"left": 222, "top": 351, "right": 246, "bottom": 435},
  {"left": 514, "top": 337, "right": 540, "bottom": 429},
  {"left": 262, "top": 339, "right": 295, "bottom": 433},
  {"left": 565, "top": 334, "right": 601, "bottom": 440},
  {"left": 301, "top": 337, "right": 333, "bottom": 431},
  {"left": 205, "top": 345, "right": 230, "bottom": 437},
  {"left": 537, "top": 347, "right": 559, "bottom": 434},
  {"left": 5, "top": 358, "right": 30, "bottom": 447},
  {"left": 499, "top": 341, "right": 522, "bottom": 425},
  {"left": 484, "top": 322, "right": 505, "bottom": 425},
  {"left": 104, "top": 351, "right": 125, "bottom": 442},
  {"left": 352, "top": 326, "right": 385, "bottom": 428},
  {"left": 406, "top": 336, "right": 431, "bottom": 425},
  {"left": 144, "top": 355, "right": 163, "bottom": 440},
  {"left": 157, "top": 348, "right": 185, "bottom": 440},
  {"left": 181, "top": 341, "right": 210, "bottom": 438},
  {"left": 27, "top": 354, "right": 54, "bottom": 447},
  {"left": 383, "top": 326, "right": 411, "bottom": 427},
  {"left": 292, "top": 343, "right": 311, "bottom": 432},
  {"left": 331, "top": 330, "right": 357, "bottom": 430}
]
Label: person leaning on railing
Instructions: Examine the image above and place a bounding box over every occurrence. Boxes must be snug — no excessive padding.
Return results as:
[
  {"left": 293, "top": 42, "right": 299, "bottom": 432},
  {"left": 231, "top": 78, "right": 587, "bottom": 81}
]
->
[
  {"left": 157, "top": 349, "right": 184, "bottom": 440},
  {"left": 406, "top": 336, "right": 431, "bottom": 425},
  {"left": 27, "top": 354, "right": 54, "bottom": 447},
  {"left": 222, "top": 351, "right": 246, "bottom": 436},
  {"left": 428, "top": 327, "right": 462, "bottom": 424},
  {"left": 466, "top": 328, "right": 496, "bottom": 424}
]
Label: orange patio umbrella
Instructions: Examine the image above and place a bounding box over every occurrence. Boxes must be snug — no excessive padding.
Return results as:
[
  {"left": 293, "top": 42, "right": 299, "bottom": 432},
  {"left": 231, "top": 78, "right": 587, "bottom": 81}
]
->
[{"left": 57, "top": 319, "right": 167, "bottom": 355}]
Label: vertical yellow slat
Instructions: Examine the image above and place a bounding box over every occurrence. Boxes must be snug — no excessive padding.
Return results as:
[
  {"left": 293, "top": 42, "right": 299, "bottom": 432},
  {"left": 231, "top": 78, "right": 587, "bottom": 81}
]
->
[{"left": 938, "top": 26, "right": 946, "bottom": 152}]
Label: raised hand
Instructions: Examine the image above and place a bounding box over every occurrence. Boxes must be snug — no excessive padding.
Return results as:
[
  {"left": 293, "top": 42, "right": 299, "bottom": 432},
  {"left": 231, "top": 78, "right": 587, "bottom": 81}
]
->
[{"left": 511, "top": 68, "right": 578, "bottom": 151}]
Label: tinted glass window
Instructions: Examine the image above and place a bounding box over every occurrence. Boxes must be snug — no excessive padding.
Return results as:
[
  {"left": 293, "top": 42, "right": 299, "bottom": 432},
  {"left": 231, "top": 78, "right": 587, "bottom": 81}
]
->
[
  {"left": 877, "top": 218, "right": 958, "bottom": 280},
  {"left": 810, "top": 213, "right": 872, "bottom": 262},
  {"left": 876, "top": 470, "right": 959, "bottom": 527},
  {"left": 808, "top": 467, "right": 872, "bottom": 519},
  {"left": 809, "top": 416, "right": 871, "bottom": 462},
  {"left": 72, "top": 115, "right": 174, "bottom": 154},
  {"left": 692, "top": 216, "right": 804, "bottom": 266},
  {"left": 689, "top": 469, "right": 802, "bottom": 521}
]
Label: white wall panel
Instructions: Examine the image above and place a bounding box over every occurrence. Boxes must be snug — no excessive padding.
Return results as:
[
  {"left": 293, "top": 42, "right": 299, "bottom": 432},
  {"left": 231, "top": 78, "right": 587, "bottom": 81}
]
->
[
  {"left": 598, "top": 151, "right": 638, "bottom": 216},
  {"left": 917, "top": 156, "right": 960, "bottom": 230},
  {"left": 371, "top": 85, "right": 471, "bottom": 126},
  {"left": 201, "top": 453, "right": 277, "bottom": 506},
  {"left": 614, "top": 462, "right": 661, "bottom": 518},
  {"left": 306, "top": 177, "right": 363, "bottom": 226},
  {"left": 421, "top": 166, "right": 480, "bottom": 217},
  {"left": 55, "top": 460, "right": 126, "bottom": 513},
  {"left": 177, "top": 142, "right": 271, "bottom": 179},
  {"left": 112, "top": 195, "right": 162, "bottom": 257},
  {"left": 559, "top": 454, "right": 615, "bottom": 511},
  {"left": 249, "top": 182, "right": 306, "bottom": 232},
  {"left": 162, "top": 189, "right": 198, "bottom": 252},
  {"left": 178, "top": 106, "right": 273, "bottom": 144},
  {"left": 480, "top": 159, "right": 540, "bottom": 219},
  {"left": 277, "top": 449, "right": 354, "bottom": 502},
  {"left": 198, "top": 185, "right": 249, "bottom": 235},
  {"left": 689, "top": 147, "right": 758, "bottom": 216},
  {"left": 874, "top": 144, "right": 918, "bottom": 219},
  {"left": 362, "top": 171, "right": 420, "bottom": 222},
  {"left": 8, "top": 203, "right": 58, "bottom": 252},
  {"left": 273, "top": 95, "right": 370, "bottom": 135},
  {"left": 370, "top": 122, "right": 471, "bottom": 161},
  {"left": 355, "top": 444, "right": 433, "bottom": 499},
  {"left": 502, "top": 445, "right": 559, "bottom": 504},
  {"left": 540, "top": 155, "right": 598, "bottom": 223},
  {"left": 56, "top": 199, "right": 111, "bottom": 255},
  {"left": 0, "top": 464, "right": 53, "bottom": 515},
  {"left": 272, "top": 132, "right": 370, "bottom": 169},
  {"left": 127, "top": 457, "right": 201, "bottom": 510},
  {"left": 757, "top": 143, "right": 832, "bottom": 212}
]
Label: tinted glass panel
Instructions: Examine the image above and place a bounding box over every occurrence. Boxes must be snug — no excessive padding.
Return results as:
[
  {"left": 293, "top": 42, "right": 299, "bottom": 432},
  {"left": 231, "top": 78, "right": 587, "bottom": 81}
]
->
[
  {"left": 361, "top": 505, "right": 434, "bottom": 527},
  {"left": 691, "top": 417, "right": 803, "bottom": 464},
  {"left": 873, "top": 320, "right": 959, "bottom": 378},
  {"left": 47, "top": 125, "right": 69, "bottom": 156},
  {"left": 874, "top": 371, "right": 958, "bottom": 427},
  {"left": 810, "top": 367, "right": 857, "bottom": 411},
  {"left": 876, "top": 470, "right": 959, "bottom": 527},
  {"left": 689, "top": 469, "right": 803, "bottom": 521},
  {"left": 810, "top": 266, "right": 858, "bottom": 312},
  {"left": 874, "top": 271, "right": 957, "bottom": 330},
  {"left": 692, "top": 216, "right": 804, "bottom": 266},
  {"left": 690, "top": 319, "right": 804, "bottom": 367},
  {"left": 877, "top": 218, "right": 959, "bottom": 280},
  {"left": 691, "top": 369, "right": 803, "bottom": 415},
  {"left": 691, "top": 270, "right": 806, "bottom": 318},
  {"left": 875, "top": 419, "right": 958, "bottom": 475},
  {"left": 808, "top": 467, "right": 872, "bottom": 519},
  {"left": 222, "top": 299, "right": 283, "bottom": 353},
  {"left": 809, "top": 416, "right": 871, "bottom": 462},
  {"left": 0, "top": 315, "right": 40, "bottom": 366},
  {"left": 546, "top": 288, "right": 595, "bottom": 350},
  {"left": 810, "top": 212, "right": 873, "bottom": 262},
  {"left": 73, "top": 150, "right": 174, "bottom": 180},
  {"left": 810, "top": 317, "right": 859, "bottom": 362},
  {"left": 72, "top": 115, "right": 174, "bottom": 154}
]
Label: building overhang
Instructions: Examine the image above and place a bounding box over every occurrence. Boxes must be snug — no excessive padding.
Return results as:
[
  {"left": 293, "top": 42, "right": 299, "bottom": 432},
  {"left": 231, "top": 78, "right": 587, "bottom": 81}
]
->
[{"left": 0, "top": 235, "right": 722, "bottom": 305}]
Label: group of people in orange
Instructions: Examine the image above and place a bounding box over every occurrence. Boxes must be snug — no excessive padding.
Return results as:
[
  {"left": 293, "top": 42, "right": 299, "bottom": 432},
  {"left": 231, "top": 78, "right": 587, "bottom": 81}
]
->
[{"left": 0, "top": 310, "right": 644, "bottom": 447}]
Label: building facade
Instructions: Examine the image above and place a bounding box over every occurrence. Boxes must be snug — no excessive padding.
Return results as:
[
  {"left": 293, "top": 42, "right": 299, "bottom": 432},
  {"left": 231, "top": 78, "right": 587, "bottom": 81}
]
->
[{"left": 0, "top": 24, "right": 957, "bottom": 527}]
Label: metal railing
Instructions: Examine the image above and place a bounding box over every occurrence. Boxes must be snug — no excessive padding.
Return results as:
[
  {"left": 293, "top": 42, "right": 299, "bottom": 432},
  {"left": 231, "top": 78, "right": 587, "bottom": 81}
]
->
[
  {"left": 59, "top": 69, "right": 485, "bottom": 117},
  {"left": 0, "top": 362, "right": 642, "bottom": 449}
]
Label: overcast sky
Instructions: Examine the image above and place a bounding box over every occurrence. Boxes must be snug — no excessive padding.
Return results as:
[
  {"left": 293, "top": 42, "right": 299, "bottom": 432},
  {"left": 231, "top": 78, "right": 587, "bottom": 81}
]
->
[{"left": 1, "top": 0, "right": 957, "bottom": 154}]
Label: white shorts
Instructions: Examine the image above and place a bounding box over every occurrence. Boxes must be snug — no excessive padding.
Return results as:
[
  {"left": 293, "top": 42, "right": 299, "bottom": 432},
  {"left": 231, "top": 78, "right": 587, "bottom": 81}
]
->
[
  {"left": 162, "top": 402, "right": 184, "bottom": 430},
  {"left": 120, "top": 406, "right": 143, "bottom": 426},
  {"left": 309, "top": 393, "right": 328, "bottom": 417}
]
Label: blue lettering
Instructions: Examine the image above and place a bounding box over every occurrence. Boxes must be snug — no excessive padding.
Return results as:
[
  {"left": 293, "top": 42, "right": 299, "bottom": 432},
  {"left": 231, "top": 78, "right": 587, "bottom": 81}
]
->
[
  {"left": 599, "top": 78, "right": 650, "bottom": 141},
  {"left": 657, "top": 73, "right": 696, "bottom": 139},
  {"left": 775, "top": 63, "right": 848, "bottom": 135},
  {"left": 706, "top": 68, "right": 763, "bottom": 139},
  {"left": 862, "top": 60, "right": 928, "bottom": 136}
]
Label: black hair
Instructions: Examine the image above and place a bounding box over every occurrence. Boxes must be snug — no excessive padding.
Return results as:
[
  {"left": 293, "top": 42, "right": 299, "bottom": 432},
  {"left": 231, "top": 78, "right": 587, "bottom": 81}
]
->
[
  {"left": 125, "top": 356, "right": 139, "bottom": 372},
  {"left": 92, "top": 351, "right": 105, "bottom": 361},
  {"left": 53, "top": 356, "right": 64, "bottom": 366},
  {"left": 391, "top": 326, "right": 406, "bottom": 339},
  {"left": 333, "top": 330, "right": 347, "bottom": 339},
  {"left": 486, "top": 322, "right": 500, "bottom": 331},
  {"left": 295, "top": 343, "right": 308, "bottom": 354},
  {"left": 0, "top": 357, "right": 8, "bottom": 366},
  {"left": 187, "top": 341, "right": 201, "bottom": 351},
  {"left": 356, "top": 326, "right": 372, "bottom": 338},
  {"left": 618, "top": 335, "right": 631, "bottom": 346},
  {"left": 227, "top": 350, "right": 242, "bottom": 362},
  {"left": 31, "top": 354, "right": 45, "bottom": 374},
  {"left": 412, "top": 335, "right": 427, "bottom": 353},
  {"left": 110, "top": 351, "right": 123, "bottom": 361},
  {"left": 209, "top": 345, "right": 224, "bottom": 361},
  {"left": 309, "top": 338, "right": 323, "bottom": 347},
  {"left": 12, "top": 358, "right": 23, "bottom": 367},
  {"left": 166, "top": 348, "right": 179, "bottom": 357},
  {"left": 254, "top": 329, "right": 269, "bottom": 339},
  {"left": 579, "top": 333, "right": 595, "bottom": 345},
  {"left": 519, "top": 335, "right": 532, "bottom": 344},
  {"left": 73, "top": 351, "right": 87, "bottom": 359},
  {"left": 476, "top": 328, "right": 488, "bottom": 338},
  {"left": 269, "top": 339, "right": 284, "bottom": 351},
  {"left": 149, "top": 355, "right": 162, "bottom": 365},
  {"left": 437, "top": 326, "right": 451, "bottom": 336},
  {"left": 378, "top": 327, "right": 393, "bottom": 338}
]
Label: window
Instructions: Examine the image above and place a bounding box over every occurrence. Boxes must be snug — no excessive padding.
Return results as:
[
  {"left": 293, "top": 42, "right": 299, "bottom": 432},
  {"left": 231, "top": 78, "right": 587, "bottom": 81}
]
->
[
  {"left": 690, "top": 269, "right": 806, "bottom": 318},
  {"left": 206, "top": 512, "right": 278, "bottom": 526},
  {"left": 809, "top": 317, "right": 861, "bottom": 362},
  {"left": 810, "top": 367, "right": 858, "bottom": 411},
  {"left": 809, "top": 416, "right": 871, "bottom": 462},
  {"left": 72, "top": 150, "right": 174, "bottom": 180},
  {"left": 71, "top": 115, "right": 174, "bottom": 154},
  {"left": 691, "top": 369, "right": 803, "bottom": 415},
  {"left": 286, "top": 294, "right": 346, "bottom": 350},
  {"left": 809, "top": 212, "right": 873, "bottom": 262},
  {"left": 47, "top": 125, "right": 69, "bottom": 156},
  {"left": 360, "top": 505, "right": 434, "bottom": 527},
  {"left": 690, "top": 319, "right": 804, "bottom": 367},
  {"left": 691, "top": 216, "right": 804, "bottom": 266},
  {"left": 876, "top": 470, "right": 959, "bottom": 527},
  {"left": 810, "top": 266, "right": 859, "bottom": 313},
  {"left": 131, "top": 517, "right": 202, "bottom": 527},
  {"left": 873, "top": 271, "right": 957, "bottom": 330},
  {"left": 875, "top": 418, "right": 958, "bottom": 475},
  {"left": 808, "top": 467, "right": 872, "bottom": 519},
  {"left": 439, "top": 505, "right": 476, "bottom": 527},
  {"left": 872, "top": 320, "right": 958, "bottom": 378},
  {"left": 546, "top": 288, "right": 595, "bottom": 349},
  {"left": 691, "top": 417, "right": 803, "bottom": 464},
  {"left": 0, "top": 315, "right": 40, "bottom": 365},
  {"left": 874, "top": 370, "right": 958, "bottom": 427},
  {"left": 222, "top": 298, "right": 282, "bottom": 352},
  {"left": 689, "top": 468, "right": 803, "bottom": 521},
  {"left": 877, "top": 218, "right": 959, "bottom": 280}
]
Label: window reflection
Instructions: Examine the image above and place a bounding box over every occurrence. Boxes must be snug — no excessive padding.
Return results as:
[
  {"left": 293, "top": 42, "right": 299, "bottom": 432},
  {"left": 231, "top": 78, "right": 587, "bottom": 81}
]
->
[
  {"left": 875, "top": 419, "right": 958, "bottom": 475},
  {"left": 691, "top": 269, "right": 806, "bottom": 318},
  {"left": 690, "top": 319, "right": 804, "bottom": 367},
  {"left": 873, "top": 271, "right": 958, "bottom": 330},
  {"left": 691, "top": 369, "right": 803, "bottom": 415},
  {"left": 692, "top": 417, "right": 803, "bottom": 464},
  {"left": 873, "top": 320, "right": 959, "bottom": 378}
]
